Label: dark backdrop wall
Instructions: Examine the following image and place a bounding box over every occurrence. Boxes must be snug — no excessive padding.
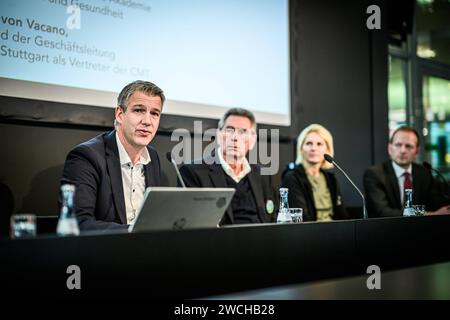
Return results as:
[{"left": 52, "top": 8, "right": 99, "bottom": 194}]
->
[
  {"left": 0, "top": 0, "right": 389, "bottom": 229},
  {"left": 289, "top": 0, "right": 389, "bottom": 208},
  {"left": 0, "top": 117, "right": 291, "bottom": 219}
]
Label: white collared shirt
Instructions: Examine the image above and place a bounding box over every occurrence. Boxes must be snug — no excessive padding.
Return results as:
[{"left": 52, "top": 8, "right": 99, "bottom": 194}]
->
[
  {"left": 391, "top": 161, "right": 412, "bottom": 205},
  {"left": 217, "top": 147, "right": 251, "bottom": 183},
  {"left": 116, "top": 133, "right": 151, "bottom": 224}
]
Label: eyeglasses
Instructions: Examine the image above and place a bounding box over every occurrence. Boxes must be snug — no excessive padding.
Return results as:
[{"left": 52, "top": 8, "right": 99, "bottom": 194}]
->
[{"left": 222, "top": 126, "right": 255, "bottom": 137}]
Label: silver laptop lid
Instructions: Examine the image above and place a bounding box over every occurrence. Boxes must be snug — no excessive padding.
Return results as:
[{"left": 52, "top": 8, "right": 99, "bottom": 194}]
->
[{"left": 129, "top": 187, "right": 235, "bottom": 232}]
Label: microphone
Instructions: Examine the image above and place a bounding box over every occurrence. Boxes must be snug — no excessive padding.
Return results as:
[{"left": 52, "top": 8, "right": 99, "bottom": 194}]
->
[
  {"left": 166, "top": 152, "right": 186, "bottom": 188},
  {"left": 324, "top": 154, "right": 368, "bottom": 219},
  {"left": 423, "top": 161, "right": 449, "bottom": 198}
]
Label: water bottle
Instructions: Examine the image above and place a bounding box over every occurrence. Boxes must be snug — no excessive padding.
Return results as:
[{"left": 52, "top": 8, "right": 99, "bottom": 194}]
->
[
  {"left": 277, "top": 188, "right": 292, "bottom": 223},
  {"left": 57, "top": 184, "right": 80, "bottom": 236},
  {"left": 402, "top": 188, "right": 415, "bottom": 217}
]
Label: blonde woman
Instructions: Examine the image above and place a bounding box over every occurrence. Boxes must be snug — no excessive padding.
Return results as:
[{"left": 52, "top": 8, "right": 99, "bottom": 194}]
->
[{"left": 281, "top": 124, "right": 348, "bottom": 221}]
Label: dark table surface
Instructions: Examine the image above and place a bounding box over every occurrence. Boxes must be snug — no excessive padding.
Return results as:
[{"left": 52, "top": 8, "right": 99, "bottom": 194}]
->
[
  {"left": 2, "top": 215, "right": 450, "bottom": 299},
  {"left": 206, "top": 261, "right": 450, "bottom": 299}
]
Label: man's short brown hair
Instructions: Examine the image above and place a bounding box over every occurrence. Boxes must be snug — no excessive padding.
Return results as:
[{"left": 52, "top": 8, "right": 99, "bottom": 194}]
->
[
  {"left": 390, "top": 126, "right": 420, "bottom": 148},
  {"left": 117, "top": 80, "right": 165, "bottom": 112}
]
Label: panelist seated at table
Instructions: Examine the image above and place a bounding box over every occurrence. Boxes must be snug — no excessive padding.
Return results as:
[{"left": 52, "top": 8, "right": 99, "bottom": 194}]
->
[
  {"left": 281, "top": 124, "right": 349, "bottom": 222},
  {"left": 179, "top": 108, "right": 278, "bottom": 225},
  {"left": 363, "top": 126, "right": 449, "bottom": 218},
  {"left": 60, "top": 80, "right": 164, "bottom": 231}
]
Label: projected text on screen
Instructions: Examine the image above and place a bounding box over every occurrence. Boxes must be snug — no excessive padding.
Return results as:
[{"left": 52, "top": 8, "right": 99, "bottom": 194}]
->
[{"left": 0, "top": 0, "right": 290, "bottom": 125}]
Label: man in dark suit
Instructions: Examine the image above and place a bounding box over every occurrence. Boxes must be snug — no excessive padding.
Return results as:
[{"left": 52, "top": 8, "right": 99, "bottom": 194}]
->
[
  {"left": 179, "top": 108, "right": 278, "bottom": 225},
  {"left": 60, "top": 80, "right": 164, "bottom": 230},
  {"left": 364, "top": 126, "right": 449, "bottom": 218}
]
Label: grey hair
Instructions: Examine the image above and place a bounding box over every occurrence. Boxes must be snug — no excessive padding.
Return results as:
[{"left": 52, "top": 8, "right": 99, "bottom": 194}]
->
[
  {"left": 117, "top": 80, "right": 165, "bottom": 112},
  {"left": 218, "top": 108, "right": 257, "bottom": 131}
]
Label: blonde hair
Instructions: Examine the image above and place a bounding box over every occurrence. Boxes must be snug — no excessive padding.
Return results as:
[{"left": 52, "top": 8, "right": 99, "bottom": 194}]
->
[{"left": 295, "top": 124, "right": 334, "bottom": 169}]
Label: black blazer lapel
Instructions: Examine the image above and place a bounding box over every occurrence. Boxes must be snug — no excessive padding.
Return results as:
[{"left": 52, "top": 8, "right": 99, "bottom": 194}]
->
[
  {"left": 144, "top": 165, "right": 152, "bottom": 187},
  {"left": 385, "top": 162, "right": 402, "bottom": 208},
  {"left": 248, "top": 169, "right": 266, "bottom": 222},
  {"left": 295, "top": 165, "right": 316, "bottom": 220},
  {"left": 411, "top": 163, "right": 425, "bottom": 205},
  {"left": 323, "top": 170, "right": 337, "bottom": 205},
  {"left": 144, "top": 148, "right": 159, "bottom": 187},
  {"left": 208, "top": 165, "right": 233, "bottom": 224},
  {"left": 104, "top": 131, "right": 127, "bottom": 224},
  {"left": 208, "top": 164, "right": 227, "bottom": 187}
]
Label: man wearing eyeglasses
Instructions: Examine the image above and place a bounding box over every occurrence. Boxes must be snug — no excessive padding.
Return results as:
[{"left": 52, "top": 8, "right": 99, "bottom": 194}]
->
[
  {"left": 179, "top": 108, "right": 278, "bottom": 225},
  {"left": 363, "top": 126, "right": 449, "bottom": 218}
]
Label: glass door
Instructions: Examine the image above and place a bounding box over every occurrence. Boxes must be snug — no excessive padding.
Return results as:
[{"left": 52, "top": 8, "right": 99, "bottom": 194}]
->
[{"left": 421, "top": 75, "right": 450, "bottom": 180}]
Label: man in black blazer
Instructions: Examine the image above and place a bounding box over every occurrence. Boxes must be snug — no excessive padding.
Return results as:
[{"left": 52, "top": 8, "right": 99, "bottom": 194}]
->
[
  {"left": 179, "top": 108, "right": 278, "bottom": 225},
  {"left": 60, "top": 80, "right": 164, "bottom": 230},
  {"left": 364, "top": 126, "right": 449, "bottom": 218}
]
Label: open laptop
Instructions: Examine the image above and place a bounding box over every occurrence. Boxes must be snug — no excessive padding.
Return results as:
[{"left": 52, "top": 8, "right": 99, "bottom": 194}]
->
[{"left": 129, "top": 187, "right": 235, "bottom": 232}]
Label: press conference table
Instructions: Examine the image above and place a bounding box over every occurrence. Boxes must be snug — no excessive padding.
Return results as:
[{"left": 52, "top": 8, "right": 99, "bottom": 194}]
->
[
  {"left": 207, "top": 261, "right": 450, "bottom": 300},
  {"left": 1, "top": 215, "right": 450, "bottom": 299}
]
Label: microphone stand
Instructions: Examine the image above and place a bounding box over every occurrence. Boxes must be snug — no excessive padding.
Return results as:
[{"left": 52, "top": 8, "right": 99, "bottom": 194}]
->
[
  {"left": 166, "top": 152, "right": 186, "bottom": 188},
  {"left": 324, "top": 154, "right": 368, "bottom": 219}
]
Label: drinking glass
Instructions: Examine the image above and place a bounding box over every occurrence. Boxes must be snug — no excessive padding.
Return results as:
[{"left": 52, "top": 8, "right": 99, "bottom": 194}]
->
[
  {"left": 413, "top": 205, "right": 425, "bottom": 216},
  {"left": 289, "top": 208, "right": 303, "bottom": 223},
  {"left": 10, "top": 214, "right": 36, "bottom": 239}
]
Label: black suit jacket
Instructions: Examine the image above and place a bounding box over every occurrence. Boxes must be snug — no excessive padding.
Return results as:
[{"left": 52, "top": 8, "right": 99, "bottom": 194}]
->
[
  {"left": 179, "top": 158, "right": 278, "bottom": 225},
  {"left": 281, "top": 164, "right": 349, "bottom": 221},
  {"left": 60, "top": 130, "right": 161, "bottom": 230},
  {"left": 363, "top": 161, "right": 447, "bottom": 218}
]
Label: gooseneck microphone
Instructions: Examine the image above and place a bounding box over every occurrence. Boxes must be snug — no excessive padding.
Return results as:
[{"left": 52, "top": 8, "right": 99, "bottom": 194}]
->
[
  {"left": 166, "top": 152, "right": 186, "bottom": 188},
  {"left": 423, "top": 161, "right": 449, "bottom": 199},
  {"left": 324, "top": 154, "right": 368, "bottom": 219}
]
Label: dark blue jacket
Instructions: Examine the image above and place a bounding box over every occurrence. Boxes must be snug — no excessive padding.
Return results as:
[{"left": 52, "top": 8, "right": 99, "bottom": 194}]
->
[
  {"left": 363, "top": 161, "right": 447, "bottom": 217},
  {"left": 60, "top": 130, "right": 161, "bottom": 231},
  {"left": 179, "top": 156, "right": 278, "bottom": 225}
]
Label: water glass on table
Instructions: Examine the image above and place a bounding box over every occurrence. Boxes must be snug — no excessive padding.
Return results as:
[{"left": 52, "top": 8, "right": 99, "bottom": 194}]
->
[
  {"left": 10, "top": 214, "right": 36, "bottom": 239},
  {"left": 289, "top": 208, "right": 303, "bottom": 223},
  {"left": 413, "top": 205, "right": 425, "bottom": 216}
]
